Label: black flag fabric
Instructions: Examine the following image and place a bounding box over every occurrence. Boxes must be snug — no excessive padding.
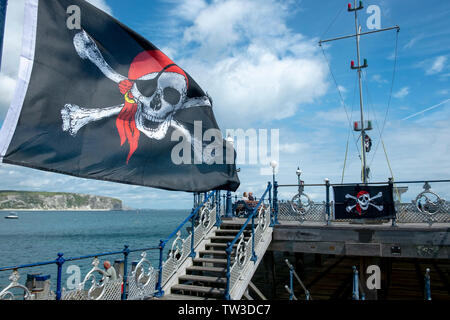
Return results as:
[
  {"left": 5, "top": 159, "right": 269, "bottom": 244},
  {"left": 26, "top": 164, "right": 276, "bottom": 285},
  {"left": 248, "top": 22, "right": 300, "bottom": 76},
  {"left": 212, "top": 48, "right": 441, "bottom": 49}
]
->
[
  {"left": 0, "top": 0, "right": 240, "bottom": 192},
  {"left": 333, "top": 184, "right": 395, "bottom": 220}
]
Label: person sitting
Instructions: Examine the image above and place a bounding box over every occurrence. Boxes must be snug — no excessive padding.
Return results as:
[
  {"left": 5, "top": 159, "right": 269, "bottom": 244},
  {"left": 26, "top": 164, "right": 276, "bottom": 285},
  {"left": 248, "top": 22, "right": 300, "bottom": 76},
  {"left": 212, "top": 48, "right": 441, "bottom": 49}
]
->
[
  {"left": 248, "top": 192, "right": 255, "bottom": 201},
  {"left": 242, "top": 192, "right": 249, "bottom": 201},
  {"left": 103, "top": 261, "right": 117, "bottom": 281}
]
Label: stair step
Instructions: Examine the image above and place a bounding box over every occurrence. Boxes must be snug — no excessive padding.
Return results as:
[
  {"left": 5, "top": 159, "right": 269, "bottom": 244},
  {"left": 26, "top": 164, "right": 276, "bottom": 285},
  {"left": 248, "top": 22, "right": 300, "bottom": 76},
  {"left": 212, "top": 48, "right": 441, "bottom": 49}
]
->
[
  {"left": 179, "top": 274, "right": 227, "bottom": 284},
  {"left": 205, "top": 243, "right": 238, "bottom": 249},
  {"left": 160, "top": 294, "right": 216, "bottom": 300},
  {"left": 186, "top": 266, "right": 226, "bottom": 274},
  {"left": 199, "top": 250, "right": 227, "bottom": 256},
  {"left": 209, "top": 235, "right": 250, "bottom": 241},
  {"left": 215, "top": 229, "right": 251, "bottom": 235},
  {"left": 172, "top": 284, "right": 225, "bottom": 296},
  {"left": 193, "top": 257, "right": 228, "bottom": 264}
]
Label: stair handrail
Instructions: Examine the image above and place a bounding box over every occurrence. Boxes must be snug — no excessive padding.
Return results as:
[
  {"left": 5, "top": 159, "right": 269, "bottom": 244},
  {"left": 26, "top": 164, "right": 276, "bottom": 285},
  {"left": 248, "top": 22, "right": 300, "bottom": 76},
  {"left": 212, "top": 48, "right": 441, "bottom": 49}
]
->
[
  {"left": 424, "top": 268, "right": 431, "bottom": 300},
  {"left": 155, "top": 190, "right": 217, "bottom": 297},
  {"left": 224, "top": 182, "right": 272, "bottom": 300},
  {"left": 352, "top": 266, "right": 366, "bottom": 300},
  {"left": 284, "top": 259, "right": 311, "bottom": 300}
]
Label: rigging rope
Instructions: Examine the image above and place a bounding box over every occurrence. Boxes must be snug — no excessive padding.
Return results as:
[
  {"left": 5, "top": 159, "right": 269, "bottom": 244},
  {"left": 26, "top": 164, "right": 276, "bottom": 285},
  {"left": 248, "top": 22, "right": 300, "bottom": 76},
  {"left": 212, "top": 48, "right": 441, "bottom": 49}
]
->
[
  {"left": 319, "top": 45, "right": 362, "bottom": 159},
  {"left": 369, "top": 30, "right": 399, "bottom": 166},
  {"left": 341, "top": 72, "right": 359, "bottom": 183},
  {"left": 320, "top": 5, "right": 345, "bottom": 40},
  {"left": 361, "top": 59, "right": 401, "bottom": 201}
]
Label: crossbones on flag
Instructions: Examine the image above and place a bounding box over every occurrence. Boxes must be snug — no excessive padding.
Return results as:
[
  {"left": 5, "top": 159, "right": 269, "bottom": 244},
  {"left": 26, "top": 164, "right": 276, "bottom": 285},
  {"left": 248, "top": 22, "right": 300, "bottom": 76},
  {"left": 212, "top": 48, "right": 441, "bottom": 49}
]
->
[
  {"left": 0, "top": 0, "right": 240, "bottom": 192},
  {"left": 333, "top": 185, "right": 395, "bottom": 219}
]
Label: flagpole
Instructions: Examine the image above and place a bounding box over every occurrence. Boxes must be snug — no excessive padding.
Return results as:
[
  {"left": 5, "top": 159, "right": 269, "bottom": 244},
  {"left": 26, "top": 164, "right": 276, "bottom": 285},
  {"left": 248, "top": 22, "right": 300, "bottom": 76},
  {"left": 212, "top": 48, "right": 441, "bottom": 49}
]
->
[
  {"left": 0, "top": 0, "right": 7, "bottom": 71},
  {"left": 353, "top": 0, "right": 368, "bottom": 184},
  {"left": 319, "top": 1, "right": 400, "bottom": 185}
]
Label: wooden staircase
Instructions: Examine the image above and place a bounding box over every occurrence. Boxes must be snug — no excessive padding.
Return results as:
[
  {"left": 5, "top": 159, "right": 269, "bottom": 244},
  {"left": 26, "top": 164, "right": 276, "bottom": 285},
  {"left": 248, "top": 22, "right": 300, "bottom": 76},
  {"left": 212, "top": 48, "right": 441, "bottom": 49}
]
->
[{"left": 162, "top": 220, "right": 253, "bottom": 300}]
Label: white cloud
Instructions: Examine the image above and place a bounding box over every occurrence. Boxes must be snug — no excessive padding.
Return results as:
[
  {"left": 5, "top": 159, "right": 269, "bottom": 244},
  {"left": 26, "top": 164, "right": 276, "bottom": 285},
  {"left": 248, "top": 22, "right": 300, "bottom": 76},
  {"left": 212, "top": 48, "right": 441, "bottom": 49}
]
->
[
  {"left": 403, "top": 35, "right": 423, "bottom": 50},
  {"left": 393, "top": 86, "right": 410, "bottom": 99},
  {"left": 371, "top": 74, "right": 388, "bottom": 84},
  {"left": 169, "top": 0, "right": 329, "bottom": 127},
  {"left": 426, "top": 55, "right": 447, "bottom": 75}
]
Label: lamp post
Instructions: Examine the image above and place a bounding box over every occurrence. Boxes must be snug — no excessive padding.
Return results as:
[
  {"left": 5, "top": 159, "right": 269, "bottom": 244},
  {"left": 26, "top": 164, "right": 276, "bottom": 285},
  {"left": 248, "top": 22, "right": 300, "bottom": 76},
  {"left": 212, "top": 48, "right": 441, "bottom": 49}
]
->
[
  {"left": 270, "top": 160, "right": 279, "bottom": 225},
  {"left": 296, "top": 167, "right": 303, "bottom": 196},
  {"left": 225, "top": 135, "right": 234, "bottom": 218},
  {"left": 325, "top": 178, "right": 331, "bottom": 225}
]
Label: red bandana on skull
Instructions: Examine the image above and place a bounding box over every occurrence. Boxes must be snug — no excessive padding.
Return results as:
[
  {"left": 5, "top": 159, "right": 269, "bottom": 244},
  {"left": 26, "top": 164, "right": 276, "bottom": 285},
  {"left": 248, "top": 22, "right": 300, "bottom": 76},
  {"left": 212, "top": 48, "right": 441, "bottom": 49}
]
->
[
  {"left": 116, "top": 50, "right": 188, "bottom": 163},
  {"left": 355, "top": 190, "right": 369, "bottom": 214}
]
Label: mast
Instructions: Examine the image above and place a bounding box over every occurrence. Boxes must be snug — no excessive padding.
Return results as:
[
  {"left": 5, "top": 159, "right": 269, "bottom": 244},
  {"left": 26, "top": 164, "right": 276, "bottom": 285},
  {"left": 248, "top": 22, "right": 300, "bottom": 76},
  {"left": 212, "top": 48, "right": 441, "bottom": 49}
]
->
[
  {"left": 352, "top": 0, "right": 368, "bottom": 184},
  {"left": 319, "top": 1, "right": 400, "bottom": 184}
]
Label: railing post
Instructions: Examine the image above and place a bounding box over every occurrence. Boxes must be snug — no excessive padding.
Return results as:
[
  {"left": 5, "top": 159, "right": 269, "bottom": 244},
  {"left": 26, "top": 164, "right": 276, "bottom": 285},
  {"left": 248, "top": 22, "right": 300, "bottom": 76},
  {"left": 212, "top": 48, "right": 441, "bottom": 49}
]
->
[
  {"left": 225, "top": 242, "right": 232, "bottom": 300},
  {"left": 215, "top": 190, "right": 221, "bottom": 227},
  {"left": 424, "top": 268, "right": 431, "bottom": 300},
  {"left": 325, "top": 178, "right": 331, "bottom": 225},
  {"left": 225, "top": 191, "right": 233, "bottom": 218},
  {"left": 190, "top": 208, "right": 196, "bottom": 258},
  {"left": 155, "top": 240, "right": 165, "bottom": 297},
  {"left": 289, "top": 265, "right": 294, "bottom": 300},
  {"left": 121, "top": 245, "right": 130, "bottom": 300},
  {"left": 389, "top": 177, "right": 397, "bottom": 227},
  {"left": 268, "top": 182, "right": 273, "bottom": 226},
  {"left": 55, "top": 252, "right": 65, "bottom": 300},
  {"left": 250, "top": 213, "right": 257, "bottom": 262},
  {"left": 273, "top": 181, "right": 279, "bottom": 225},
  {"left": 352, "top": 266, "right": 359, "bottom": 300}
]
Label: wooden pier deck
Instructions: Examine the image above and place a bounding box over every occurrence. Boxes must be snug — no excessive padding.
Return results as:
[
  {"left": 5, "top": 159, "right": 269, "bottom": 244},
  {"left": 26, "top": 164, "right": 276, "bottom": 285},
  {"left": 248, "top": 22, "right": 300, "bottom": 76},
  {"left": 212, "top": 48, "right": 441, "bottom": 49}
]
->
[
  {"left": 249, "top": 220, "right": 449, "bottom": 300},
  {"left": 252, "top": 252, "right": 450, "bottom": 300}
]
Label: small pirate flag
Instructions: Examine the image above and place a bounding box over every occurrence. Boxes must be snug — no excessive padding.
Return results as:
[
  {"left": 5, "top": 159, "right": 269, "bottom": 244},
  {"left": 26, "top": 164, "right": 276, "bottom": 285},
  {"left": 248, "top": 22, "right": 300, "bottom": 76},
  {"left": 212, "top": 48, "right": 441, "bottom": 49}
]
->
[
  {"left": 333, "top": 185, "right": 395, "bottom": 219},
  {"left": 364, "top": 134, "right": 372, "bottom": 153},
  {"left": 0, "top": 0, "right": 240, "bottom": 192}
]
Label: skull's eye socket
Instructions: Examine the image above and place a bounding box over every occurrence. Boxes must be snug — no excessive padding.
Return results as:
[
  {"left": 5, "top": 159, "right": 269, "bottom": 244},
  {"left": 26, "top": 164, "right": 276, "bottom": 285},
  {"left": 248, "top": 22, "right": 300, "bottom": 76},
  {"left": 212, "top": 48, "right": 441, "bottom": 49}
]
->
[
  {"left": 135, "top": 79, "right": 157, "bottom": 97},
  {"left": 163, "top": 87, "right": 181, "bottom": 105}
]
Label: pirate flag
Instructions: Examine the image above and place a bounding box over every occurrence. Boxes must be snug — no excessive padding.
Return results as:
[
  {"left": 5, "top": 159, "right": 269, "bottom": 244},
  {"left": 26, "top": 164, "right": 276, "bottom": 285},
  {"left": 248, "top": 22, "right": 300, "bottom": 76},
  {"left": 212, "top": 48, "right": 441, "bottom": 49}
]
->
[
  {"left": 333, "top": 185, "right": 395, "bottom": 219},
  {"left": 0, "top": 0, "right": 240, "bottom": 192}
]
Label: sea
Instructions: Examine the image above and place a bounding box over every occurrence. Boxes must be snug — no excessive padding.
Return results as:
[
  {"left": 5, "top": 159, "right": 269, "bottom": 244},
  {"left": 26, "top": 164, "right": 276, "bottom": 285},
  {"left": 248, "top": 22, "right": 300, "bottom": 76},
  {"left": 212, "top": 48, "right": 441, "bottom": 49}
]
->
[{"left": 0, "top": 209, "right": 190, "bottom": 291}]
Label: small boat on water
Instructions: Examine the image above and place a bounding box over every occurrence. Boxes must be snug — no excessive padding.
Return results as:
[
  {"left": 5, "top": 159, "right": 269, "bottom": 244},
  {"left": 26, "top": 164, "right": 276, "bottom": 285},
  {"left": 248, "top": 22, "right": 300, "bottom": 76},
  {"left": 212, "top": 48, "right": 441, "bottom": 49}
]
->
[{"left": 4, "top": 212, "right": 19, "bottom": 219}]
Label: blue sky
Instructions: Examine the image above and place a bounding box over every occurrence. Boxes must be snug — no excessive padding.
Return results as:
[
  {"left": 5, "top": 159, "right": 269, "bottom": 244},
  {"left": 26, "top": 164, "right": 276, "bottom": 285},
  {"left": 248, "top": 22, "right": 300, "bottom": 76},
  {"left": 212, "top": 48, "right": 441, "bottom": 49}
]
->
[{"left": 0, "top": 0, "right": 449, "bottom": 209}]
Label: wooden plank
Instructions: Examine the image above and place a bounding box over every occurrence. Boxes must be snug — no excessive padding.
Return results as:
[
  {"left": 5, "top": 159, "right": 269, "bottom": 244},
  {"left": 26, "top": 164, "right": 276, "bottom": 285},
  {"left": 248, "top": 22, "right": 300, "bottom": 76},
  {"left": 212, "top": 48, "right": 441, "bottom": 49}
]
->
[
  {"left": 274, "top": 224, "right": 450, "bottom": 246},
  {"left": 172, "top": 284, "right": 225, "bottom": 295},
  {"left": 193, "top": 257, "right": 228, "bottom": 264},
  {"left": 346, "top": 243, "right": 381, "bottom": 257},
  {"left": 187, "top": 266, "right": 226, "bottom": 273},
  {"left": 179, "top": 274, "right": 226, "bottom": 284}
]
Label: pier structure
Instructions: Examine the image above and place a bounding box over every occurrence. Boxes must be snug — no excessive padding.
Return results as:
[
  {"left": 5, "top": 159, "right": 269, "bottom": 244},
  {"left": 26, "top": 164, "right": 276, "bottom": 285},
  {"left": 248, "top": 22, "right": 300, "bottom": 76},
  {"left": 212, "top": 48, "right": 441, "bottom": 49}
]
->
[{"left": 1, "top": 173, "right": 449, "bottom": 300}]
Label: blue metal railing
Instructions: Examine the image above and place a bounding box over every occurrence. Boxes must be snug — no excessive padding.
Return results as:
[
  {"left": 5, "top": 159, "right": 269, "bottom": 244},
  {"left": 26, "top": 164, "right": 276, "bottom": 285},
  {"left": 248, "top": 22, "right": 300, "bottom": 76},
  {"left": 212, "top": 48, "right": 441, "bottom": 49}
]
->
[
  {"left": 424, "top": 268, "right": 431, "bottom": 300},
  {"left": 154, "top": 190, "right": 217, "bottom": 297},
  {"left": 224, "top": 182, "right": 272, "bottom": 300},
  {"left": 284, "top": 259, "right": 311, "bottom": 300},
  {"left": 352, "top": 266, "right": 365, "bottom": 300},
  {"left": 277, "top": 179, "right": 450, "bottom": 224},
  {"left": 0, "top": 244, "right": 159, "bottom": 300}
]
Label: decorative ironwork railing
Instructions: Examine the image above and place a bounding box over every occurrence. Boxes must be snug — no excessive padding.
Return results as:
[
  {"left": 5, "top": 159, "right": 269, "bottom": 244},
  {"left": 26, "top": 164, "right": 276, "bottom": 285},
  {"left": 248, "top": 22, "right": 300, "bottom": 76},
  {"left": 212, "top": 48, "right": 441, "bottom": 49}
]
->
[
  {"left": 0, "top": 190, "right": 220, "bottom": 300},
  {"left": 155, "top": 190, "right": 218, "bottom": 296},
  {"left": 0, "top": 245, "right": 159, "bottom": 300},
  {"left": 275, "top": 180, "right": 450, "bottom": 225},
  {"left": 225, "top": 182, "right": 272, "bottom": 300}
]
